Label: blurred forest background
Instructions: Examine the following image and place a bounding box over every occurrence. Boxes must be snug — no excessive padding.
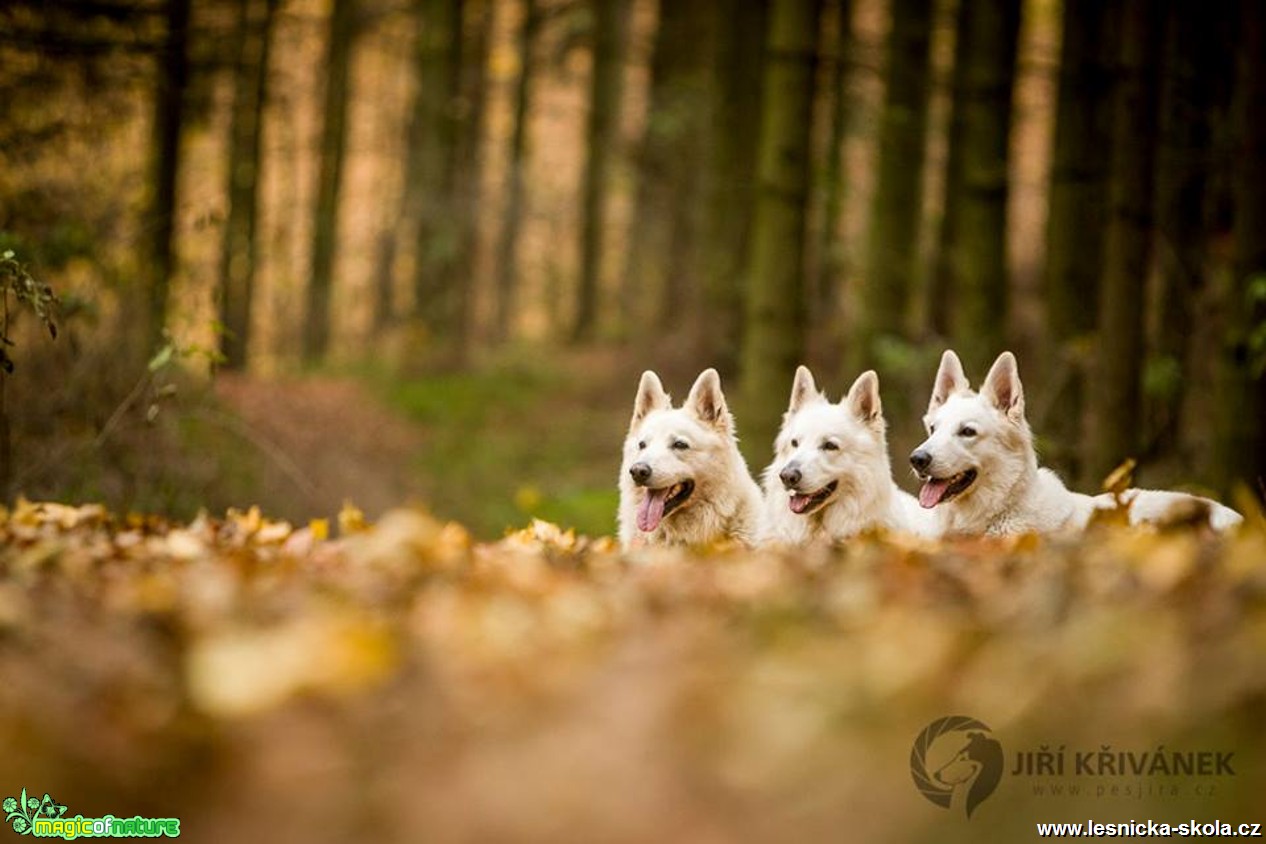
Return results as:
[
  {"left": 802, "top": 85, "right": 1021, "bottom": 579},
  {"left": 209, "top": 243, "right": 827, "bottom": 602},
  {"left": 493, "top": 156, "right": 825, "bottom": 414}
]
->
[{"left": 1, "top": 0, "right": 1263, "bottom": 538}]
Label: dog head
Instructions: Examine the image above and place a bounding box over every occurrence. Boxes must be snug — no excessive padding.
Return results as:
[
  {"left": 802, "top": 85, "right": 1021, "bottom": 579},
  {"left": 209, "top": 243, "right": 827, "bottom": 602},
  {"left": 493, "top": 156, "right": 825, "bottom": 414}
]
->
[
  {"left": 622, "top": 368, "right": 736, "bottom": 533},
  {"left": 910, "top": 350, "right": 1034, "bottom": 509},
  {"left": 769, "top": 366, "right": 889, "bottom": 517}
]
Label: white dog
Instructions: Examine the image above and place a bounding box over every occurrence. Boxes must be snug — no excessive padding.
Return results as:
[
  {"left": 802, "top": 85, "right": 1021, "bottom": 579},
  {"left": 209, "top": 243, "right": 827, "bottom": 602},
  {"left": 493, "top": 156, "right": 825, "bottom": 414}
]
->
[
  {"left": 911, "top": 350, "right": 1243, "bottom": 536},
  {"left": 618, "top": 369, "right": 762, "bottom": 548},
  {"left": 760, "top": 366, "right": 935, "bottom": 543}
]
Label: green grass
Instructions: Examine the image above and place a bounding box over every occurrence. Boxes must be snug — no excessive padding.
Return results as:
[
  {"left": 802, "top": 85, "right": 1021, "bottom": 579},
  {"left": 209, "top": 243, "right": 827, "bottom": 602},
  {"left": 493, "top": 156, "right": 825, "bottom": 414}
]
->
[{"left": 357, "top": 352, "right": 628, "bottom": 539}]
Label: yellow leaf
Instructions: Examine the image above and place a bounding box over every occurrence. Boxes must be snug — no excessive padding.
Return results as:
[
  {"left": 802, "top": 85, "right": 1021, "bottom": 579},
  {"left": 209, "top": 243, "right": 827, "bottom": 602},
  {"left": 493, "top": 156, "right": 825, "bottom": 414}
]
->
[
  {"left": 309, "top": 518, "right": 330, "bottom": 542},
  {"left": 339, "top": 500, "right": 368, "bottom": 536}
]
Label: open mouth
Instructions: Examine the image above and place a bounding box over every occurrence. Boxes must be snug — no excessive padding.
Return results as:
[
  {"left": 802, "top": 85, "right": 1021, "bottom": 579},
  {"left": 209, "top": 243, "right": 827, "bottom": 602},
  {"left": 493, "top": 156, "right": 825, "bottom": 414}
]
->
[
  {"left": 788, "top": 480, "right": 839, "bottom": 515},
  {"left": 917, "top": 469, "right": 977, "bottom": 508},
  {"left": 636, "top": 480, "right": 695, "bottom": 532}
]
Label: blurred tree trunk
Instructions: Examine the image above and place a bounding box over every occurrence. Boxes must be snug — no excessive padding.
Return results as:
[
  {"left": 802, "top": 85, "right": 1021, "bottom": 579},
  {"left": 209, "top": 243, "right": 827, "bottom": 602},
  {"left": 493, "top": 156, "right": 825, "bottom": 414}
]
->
[
  {"left": 217, "top": 0, "right": 277, "bottom": 371},
  {"left": 929, "top": 0, "right": 971, "bottom": 340},
  {"left": 1085, "top": 0, "right": 1163, "bottom": 485},
  {"left": 813, "top": 0, "right": 854, "bottom": 328},
  {"left": 405, "top": 0, "right": 462, "bottom": 343},
  {"left": 492, "top": 0, "right": 540, "bottom": 343},
  {"left": 448, "top": 0, "right": 493, "bottom": 357},
  {"left": 1151, "top": 0, "right": 1218, "bottom": 448},
  {"left": 146, "top": 0, "right": 190, "bottom": 350},
  {"left": 700, "top": 0, "right": 767, "bottom": 374},
  {"left": 945, "top": 0, "right": 1021, "bottom": 375},
  {"left": 303, "top": 0, "right": 357, "bottom": 364},
  {"left": 739, "top": 0, "right": 823, "bottom": 457},
  {"left": 1040, "top": 0, "right": 1115, "bottom": 469},
  {"left": 1216, "top": 0, "right": 1266, "bottom": 499},
  {"left": 858, "top": 0, "right": 932, "bottom": 365},
  {"left": 619, "top": 0, "right": 712, "bottom": 336},
  {"left": 572, "top": 0, "right": 631, "bottom": 343}
]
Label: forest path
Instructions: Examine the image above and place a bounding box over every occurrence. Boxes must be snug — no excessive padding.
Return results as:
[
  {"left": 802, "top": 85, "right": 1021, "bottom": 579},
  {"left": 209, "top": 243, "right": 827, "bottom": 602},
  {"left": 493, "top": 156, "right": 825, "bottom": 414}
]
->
[{"left": 215, "top": 373, "right": 430, "bottom": 524}]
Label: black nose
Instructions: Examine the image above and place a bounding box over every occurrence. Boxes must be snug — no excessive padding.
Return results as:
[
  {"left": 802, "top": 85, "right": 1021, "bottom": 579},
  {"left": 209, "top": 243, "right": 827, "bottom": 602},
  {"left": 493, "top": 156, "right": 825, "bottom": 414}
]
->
[
  {"left": 629, "top": 462, "right": 652, "bottom": 485},
  {"left": 779, "top": 464, "right": 802, "bottom": 488},
  {"left": 910, "top": 449, "right": 932, "bottom": 472}
]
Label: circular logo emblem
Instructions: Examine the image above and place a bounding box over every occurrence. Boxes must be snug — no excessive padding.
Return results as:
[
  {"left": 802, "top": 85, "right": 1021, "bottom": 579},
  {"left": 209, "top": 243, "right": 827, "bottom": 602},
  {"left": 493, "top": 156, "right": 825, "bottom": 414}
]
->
[{"left": 910, "top": 715, "right": 1003, "bottom": 819}]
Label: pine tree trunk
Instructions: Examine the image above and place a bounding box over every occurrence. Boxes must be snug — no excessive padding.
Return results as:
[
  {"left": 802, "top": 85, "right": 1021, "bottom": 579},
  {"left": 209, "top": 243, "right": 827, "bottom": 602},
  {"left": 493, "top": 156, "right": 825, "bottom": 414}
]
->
[
  {"left": 572, "top": 0, "right": 631, "bottom": 343},
  {"left": 218, "top": 0, "right": 277, "bottom": 371},
  {"left": 1040, "top": 0, "right": 1115, "bottom": 468},
  {"left": 859, "top": 0, "right": 933, "bottom": 362},
  {"left": 406, "top": 0, "right": 462, "bottom": 338},
  {"left": 739, "top": 0, "right": 823, "bottom": 458},
  {"left": 448, "top": 0, "right": 493, "bottom": 358},
  {"left": 1085, "top": 0, "right": 1163, "bottom": 485},
  {"left": 1152, "top": 0, "right": 1218, "bottom": 448},
  {"left": 929, "top": 0, "right": 971, "bottom": 340},
  {"left": 700, "top": 0, "right": 767, "bottom": 374},
  {"left": 813, "top": 0, "right": 854, "bottom": 327},
  {"left": 492, "top": 0, "right": 540, "bottom": 343},
  {"left": 303, "top": 0, "right": 357, "bottom": 364},
  {"left": 147, "top": 0, "right": 190, "bottom": 350},
  {"left": 1216, "top": 0, "right": 1266, "bottom": 499},
  {"left": 620, "top": 0, "right": 711, "bottom": 335},
  {"left": 945, "top": 0, "right": 1021, "bottom": 375}
]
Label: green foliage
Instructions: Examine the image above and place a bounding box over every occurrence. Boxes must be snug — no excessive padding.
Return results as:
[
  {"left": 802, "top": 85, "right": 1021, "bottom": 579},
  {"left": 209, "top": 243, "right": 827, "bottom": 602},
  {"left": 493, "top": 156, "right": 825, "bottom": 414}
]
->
[
  {"left": 361, "top": 356, "right": 623, "bottom": 538},
  {"left": 0, "top": 250, "right": 58, "bottom": 374}
]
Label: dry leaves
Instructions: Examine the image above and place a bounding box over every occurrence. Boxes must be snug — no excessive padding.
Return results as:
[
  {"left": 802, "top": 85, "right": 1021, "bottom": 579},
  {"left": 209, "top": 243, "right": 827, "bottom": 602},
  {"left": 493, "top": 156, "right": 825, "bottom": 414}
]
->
[{"left": 1, "top": 498, "right": 1265, "bottom": 842}]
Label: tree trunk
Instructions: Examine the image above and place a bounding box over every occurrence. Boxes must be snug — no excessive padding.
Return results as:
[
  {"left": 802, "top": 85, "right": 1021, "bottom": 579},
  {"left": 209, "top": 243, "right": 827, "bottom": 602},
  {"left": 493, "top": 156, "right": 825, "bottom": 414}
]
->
[
  {"left": 858, "top": 0, "right": 933, "bottom": 364},
  {"left": 700, "top": 0, "right": 767, "bottom": 374},
  {"left": 303, "top": 0, "right": 357, "bottom": 364},
  {"left": 405, "top": 0, "right": 462, "bottom": 343},
  {"left": 1039, "top": 0, "right": 1116, "bottom": 469},
  {"left": 1151, "top": 0, "right": 1218, "bottom": 448},
  {"left": 929, "top": 0, "right": 971, "bottom": 340},
  {"left": 812, "top": 0, "right": 854, "bottom": 331},
  {"left": 572, "top": 0, "right": 631, "bottom": 343},
  {"left": 1085, "top": 0, "right": 1164, "bottom": 485},
  {"left": 146, "top": 0, "right": 190, "bottom": 350},
  {"left": 492, "top": 0, "right": 540, "bottom": 343},
  {"left": 218, "top": 0, "right": 277, "bottom": 371},
  {"left": 1216, "top": 0, "right": 1266, "bottom": 500},
  {"left": 945, "top": 0, "right": 1021, "bottom": 375},
  {"left": 448, "top": 0, "right": 494, "bottom": 357},
  {"left": 619, "top": 0, "right": 712, "bottom": 335},
  {"left": 738, "top": 0, "right": 823, "bottom": 458}
]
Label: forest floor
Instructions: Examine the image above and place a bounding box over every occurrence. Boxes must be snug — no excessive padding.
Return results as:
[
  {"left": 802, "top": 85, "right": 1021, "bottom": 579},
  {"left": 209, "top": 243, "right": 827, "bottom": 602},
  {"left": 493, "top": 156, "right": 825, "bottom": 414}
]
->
[
  {"left": 215, "top": 345, "right": 653, "bottom": 539},
  {"left": 2, "top": 500, "right": 1264, "bottom": 843}
]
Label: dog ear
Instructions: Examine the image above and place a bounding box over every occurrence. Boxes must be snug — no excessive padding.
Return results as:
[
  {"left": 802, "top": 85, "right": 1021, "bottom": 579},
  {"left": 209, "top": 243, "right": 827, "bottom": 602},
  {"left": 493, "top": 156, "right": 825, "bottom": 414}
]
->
[
  {"left": 844, "top": 370, "right": 883, "bottom": 426},
  {"left": 928, "top": 350, "right": 969, "bottom": 413},
  {"left": 788, "top": 365, "right": 822, "bottom": 412},
  {"left": 686, "top": 368, "right": 731, "bottom": 429},
  {"left": 632, "top": 370, "right": 670, "bottom": 427},
  {"left": 981, "top": 351, "right": 1025, "bottom": 421}
]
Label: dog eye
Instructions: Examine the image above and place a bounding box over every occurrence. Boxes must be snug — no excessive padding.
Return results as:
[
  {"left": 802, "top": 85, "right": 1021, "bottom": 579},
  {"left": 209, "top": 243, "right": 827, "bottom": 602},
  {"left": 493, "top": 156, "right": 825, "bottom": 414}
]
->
[
  {"left": 671, "top": 440, "right": 689, "bottom": 450},
  {"left": 637, "top": 441, "right": 646, "bottom": 450},
  {"left": 958, "top": 425, "right": 976, "bottom": 437},
  {"left": 790, "top": 439, "right": 799, "bottom": 448},
  {"left": 821, "top": 441, "right": 839, "bottom": 451}
]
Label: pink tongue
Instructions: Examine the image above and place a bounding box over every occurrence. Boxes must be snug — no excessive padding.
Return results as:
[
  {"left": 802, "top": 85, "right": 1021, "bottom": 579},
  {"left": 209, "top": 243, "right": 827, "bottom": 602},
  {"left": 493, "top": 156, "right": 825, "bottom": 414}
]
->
[
  {"left": 637, "top": 488, "right": 670, "bottom": 532},
  {"left": 789, "top": 494, "right": 813, "bottom": 514},
  {"left": 919, "top": 478, "right": 953, "bottom": 509}
]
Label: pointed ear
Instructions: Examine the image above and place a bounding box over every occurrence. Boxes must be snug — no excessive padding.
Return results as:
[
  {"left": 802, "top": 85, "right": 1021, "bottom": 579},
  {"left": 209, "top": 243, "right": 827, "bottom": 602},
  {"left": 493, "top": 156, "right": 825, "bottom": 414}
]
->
[
  {"left": 631, "top": 370, "right": 670, "bottom": 427},
  {"left": 844, "top": 370, "right": 883, "bottom": 426},
  {"left": 981, "top": 351, "right": 1025, "bottom": 421},
  {"left": 928, "top": 350, "right": 969, "bottom": 413},
  {"left": 788, "top": 365, "right": 822, "bottom": 412},
  {"left": 686, "top": 368, "right": 730, "bottom": 429}
]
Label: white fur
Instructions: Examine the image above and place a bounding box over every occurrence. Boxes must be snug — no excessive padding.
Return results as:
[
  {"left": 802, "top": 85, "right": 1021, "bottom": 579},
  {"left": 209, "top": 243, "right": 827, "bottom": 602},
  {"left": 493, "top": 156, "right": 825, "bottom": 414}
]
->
[
  {"left": 760, "top": 366, "right": 936, "bottom": 544},
  {"left": 912, "top": 350, "right": 1243, "bottom": 536},
  {"left": 618, "top": 369, "right": 763, "bottom": 549}
]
